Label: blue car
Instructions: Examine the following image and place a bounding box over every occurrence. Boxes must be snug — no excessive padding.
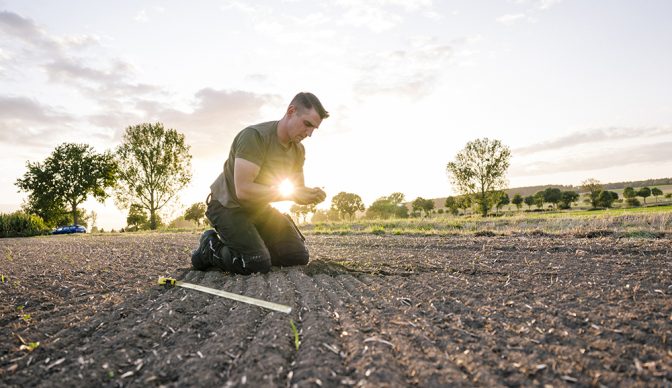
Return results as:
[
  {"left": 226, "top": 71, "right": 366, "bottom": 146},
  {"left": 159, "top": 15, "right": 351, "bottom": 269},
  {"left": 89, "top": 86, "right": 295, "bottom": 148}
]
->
[{"left": 52, "top": 225, "right": 87, "bottom": 235}]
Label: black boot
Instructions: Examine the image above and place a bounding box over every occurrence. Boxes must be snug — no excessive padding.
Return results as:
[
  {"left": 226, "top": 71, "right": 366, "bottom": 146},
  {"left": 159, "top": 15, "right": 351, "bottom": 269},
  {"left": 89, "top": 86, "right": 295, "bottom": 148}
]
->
[{"left": 191, "top": 230, "right": 220, "bottom": 270}]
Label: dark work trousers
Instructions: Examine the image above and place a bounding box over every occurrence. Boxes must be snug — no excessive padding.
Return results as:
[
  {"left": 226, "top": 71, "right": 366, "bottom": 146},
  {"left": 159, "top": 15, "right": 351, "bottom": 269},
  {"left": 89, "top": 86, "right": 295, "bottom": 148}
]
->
[{"left": 205, "top": 196, "right": 308, "bottom": 274}]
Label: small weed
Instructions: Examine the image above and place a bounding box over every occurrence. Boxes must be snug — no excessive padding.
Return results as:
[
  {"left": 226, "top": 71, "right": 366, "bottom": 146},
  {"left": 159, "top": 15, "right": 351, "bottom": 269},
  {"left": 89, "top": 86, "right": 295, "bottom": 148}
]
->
[
  {"left": 16, "top": 305, "right": 24, "bottom": 311},
  {"left": 17, "top": 334, "right": 40, "bottom": 352},
  {"left": 370, "top": 225, "right": 385, "bottom": 235},
  {"left": 289, "top": 319, "right": 300, "bottom": 351},
  {"left": 1, "top": 274, "right": 7, "bottom": 283},
  {"left": 20, "top": 313, "right": 32, "bottom": 322}
]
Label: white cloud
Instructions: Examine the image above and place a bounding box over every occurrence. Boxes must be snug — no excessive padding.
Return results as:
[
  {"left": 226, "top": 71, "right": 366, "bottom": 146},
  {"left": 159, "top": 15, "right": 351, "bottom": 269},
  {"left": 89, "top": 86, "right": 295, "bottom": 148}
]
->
[
  {"left": 353, "top": 37, "right": 459, "bottom": 97},
  {"left": 514, "top": 126, "right": 672, "bottom": 156},
  {"left": 497, "top": 13, "right": 532, "bottom": 26},
  {"left": 134, "top": 10, "right": 149, "bottom": 23},
  {"left": 511, "top": 141, "right": 672, "bottom": 177}
]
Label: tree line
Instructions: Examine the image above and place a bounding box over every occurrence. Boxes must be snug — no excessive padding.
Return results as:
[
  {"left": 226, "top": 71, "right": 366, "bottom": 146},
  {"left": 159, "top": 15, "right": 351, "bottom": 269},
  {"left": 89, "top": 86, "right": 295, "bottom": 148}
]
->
[{"left": 14, "top": 123, "right": 192, "bottom": 233}]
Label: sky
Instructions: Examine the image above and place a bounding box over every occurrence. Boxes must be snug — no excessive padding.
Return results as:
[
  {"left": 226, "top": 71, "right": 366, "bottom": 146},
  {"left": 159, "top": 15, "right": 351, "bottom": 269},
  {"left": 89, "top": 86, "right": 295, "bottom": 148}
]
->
[{"left": 1, "top": 0, "right": 671, "bottom": 230}]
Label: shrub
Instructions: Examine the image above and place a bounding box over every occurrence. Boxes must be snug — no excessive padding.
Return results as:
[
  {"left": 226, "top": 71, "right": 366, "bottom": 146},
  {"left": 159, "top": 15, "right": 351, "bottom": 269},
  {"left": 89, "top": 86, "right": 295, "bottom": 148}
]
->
[
  {"left": 626, "top": 198, "right": 641, "bottom": 207},
  {"left": 0, "top": 212, "right": 50, "bottom": 238}
]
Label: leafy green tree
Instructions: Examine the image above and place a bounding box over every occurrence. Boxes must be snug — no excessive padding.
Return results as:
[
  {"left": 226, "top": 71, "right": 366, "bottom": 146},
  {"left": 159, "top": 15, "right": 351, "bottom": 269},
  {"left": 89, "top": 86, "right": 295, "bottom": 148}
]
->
[
  {"left": 115, "top": 123, "right": 192, "bottom": 230},
  {"left": 597, "top": 191, "right": 618, "bottom": 208},
  {"left": 290, "top": 203, "right": 316, "bottom": 223},
  {"left": 581, "top": 178, "right": 603, "bottom": 208},
  {"left": 412, "top": 197, "right": 434, "bottom": 217},
  {"left": 523, "top": 195, "right": 535, "bottom": 209},
  {"left": 16, "top": 143, "right": 117, "bottom": 226},
  {"left": 366, "top": 193, "right": 408, "bottom": 219},
  {"left": 456, "top": 194, "right": 472, "bottom": 214},
  {"left": 331, "top": 192, "right": 364, "bottom": 220},
  {"left": 533, "top": 191, "right": 545, "bottom": 209},
  {"left": 127, "top": 203, "right": 148, "bottom": 231},
  {"left": 445, "top": 196, "right": 460, "bottom": 215},
  {"left": 494, "top": 192, "right": 509, "bottom": 214},
  {"left": 542, "top": 187, "right": 562, "bottom": 209},
  {"left": 636, "top": 187, "right": 651, "bottom": 204},
  {"left": 511, "top": 193, "right": 523, "bottom": 210},
  {"left": 559, "top": 190, "right": 579, "bottom": 209},
  {"left": 651, "top": 187, "right": 663, "bottom": 203},
  {"left": 184, "top": 202, "right": 206, "bottom": 226},
  {"left": 623, "top": 187, "right": 637, "bottom": 200},
  {"left": 387, "top": 192, "right": 405, "bottom": 205},
  {"left": 446, "top": 138, "right": 511, "bottom": 217}
]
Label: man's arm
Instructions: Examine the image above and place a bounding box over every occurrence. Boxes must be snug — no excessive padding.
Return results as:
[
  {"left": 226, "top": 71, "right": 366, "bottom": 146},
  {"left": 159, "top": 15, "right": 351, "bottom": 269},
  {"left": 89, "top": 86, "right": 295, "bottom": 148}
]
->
[
  {"left": 234, "top": 158, "right": 326, "bottom": 206},
  {"left": 234, "top": 158, "right": 287, "bottom": 206}
]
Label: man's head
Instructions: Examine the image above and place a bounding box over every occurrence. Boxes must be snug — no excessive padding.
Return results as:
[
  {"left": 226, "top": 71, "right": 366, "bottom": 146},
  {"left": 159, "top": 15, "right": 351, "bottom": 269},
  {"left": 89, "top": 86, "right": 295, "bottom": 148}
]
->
[{"left": 284, "top": 92, "right": 329, "bottom": 144}]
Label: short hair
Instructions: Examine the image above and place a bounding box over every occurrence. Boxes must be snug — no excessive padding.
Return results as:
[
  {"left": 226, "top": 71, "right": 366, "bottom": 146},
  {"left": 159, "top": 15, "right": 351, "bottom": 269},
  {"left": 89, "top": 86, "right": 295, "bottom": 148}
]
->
[{"left": 290, "top": 92, "right": 329, "bottom": 119}]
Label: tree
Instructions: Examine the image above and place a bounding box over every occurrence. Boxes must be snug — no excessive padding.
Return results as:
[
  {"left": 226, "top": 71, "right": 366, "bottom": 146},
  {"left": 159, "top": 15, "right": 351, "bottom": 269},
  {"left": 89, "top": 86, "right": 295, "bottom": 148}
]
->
[
  {"left": 445, "top": 196, "right": 460, "bottom": 215},
  {"left": 456, "top": 194, "right": 472, "bottom": 214},
  {"left": 665, "top": 193, "right": 672, "bottom": 199},
  {"left": 581, "top": 178, "right": 603, "bottom": 208},
  {"left": 651, "top": 187, "right": 663, "bottom": 203},
  {"left": 559, "top": 190, "right": 579, "bottom": 209},
  {"left": 542, "top": 187, "right": 562, "bottom": 209},
  {"left": 115, "top": 123, "right": 192, "bottom": 230},
  {"left": 412, "top": 197, "right": 434, "bottom": 217},
  {"left": 290, "top": 203, "right": 316, "bottom": 223},
  {"left": 494, "top": 192, "right": 509, "bottom": 214},
  {"left": 623, "top": 187, "right": 637, "bottom": 200},
  {"left": 533, "top": 191, "right": 545, "bottom": 209},
  {"left": 511, "top": 193, "right": 523, "bottom": 210},
  {"left": 446, "top": 138, "right": 511, "bottom": 217},
  {"left": 636, "top": 187, "right": 651, "bottom": 205},
  {"left": 523, "top": 195, "right": 535, "bottom": 209},
  {"left": 127, "top": 203, "right": 148, "bottom": 231},
  {"left": 331, "top": 192, "right": 364, "bottom": 220},
  {"left": 16, "top": 143, "right": 117, "bottom": 226},
  {"left": 184, "top": 202, "right": 206, "bottom": 226},
  {"left": 366, "top": 193, "right": 408, "bottom": 219},
  {"left": 597, "top": 191, "right": 618, "bottom": 208}
]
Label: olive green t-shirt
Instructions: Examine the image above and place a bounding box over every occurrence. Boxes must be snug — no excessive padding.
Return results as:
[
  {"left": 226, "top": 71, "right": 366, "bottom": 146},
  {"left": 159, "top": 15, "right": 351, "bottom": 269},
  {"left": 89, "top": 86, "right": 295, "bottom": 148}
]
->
[{"left": 210, "top": 121, "right": 305, "bottom": 208}]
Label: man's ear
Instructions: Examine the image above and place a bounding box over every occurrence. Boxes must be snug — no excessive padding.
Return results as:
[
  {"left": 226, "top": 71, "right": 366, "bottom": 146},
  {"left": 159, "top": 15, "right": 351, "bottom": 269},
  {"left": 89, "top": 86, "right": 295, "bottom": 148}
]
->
[{"left": 286, "top": 104, "right": 296, "bottom": 116}]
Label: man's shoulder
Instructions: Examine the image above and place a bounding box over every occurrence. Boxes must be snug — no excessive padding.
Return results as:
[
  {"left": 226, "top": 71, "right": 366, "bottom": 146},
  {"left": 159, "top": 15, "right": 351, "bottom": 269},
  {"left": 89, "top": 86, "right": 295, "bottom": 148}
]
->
[{"left": 246, "top": 121, "right": 278, "bottom": 136}]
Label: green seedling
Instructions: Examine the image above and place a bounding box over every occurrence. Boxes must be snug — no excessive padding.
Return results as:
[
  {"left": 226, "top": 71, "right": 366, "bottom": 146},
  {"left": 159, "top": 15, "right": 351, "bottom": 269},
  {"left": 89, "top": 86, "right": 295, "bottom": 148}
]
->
[
  {"left": 17, "top": 334, "right": 40, "bottom": 352},
  {"left": 1, "top": 274, "right": 7, "bottom": 283},
  {"left": 290, "top": 319, "right": 300, "bottom": 351},
  {"left": 20, "top": 313, "right": 32, "bottom": 322},
  {"left": 16, "top": 305, "right": 24, "bottom": 311}
]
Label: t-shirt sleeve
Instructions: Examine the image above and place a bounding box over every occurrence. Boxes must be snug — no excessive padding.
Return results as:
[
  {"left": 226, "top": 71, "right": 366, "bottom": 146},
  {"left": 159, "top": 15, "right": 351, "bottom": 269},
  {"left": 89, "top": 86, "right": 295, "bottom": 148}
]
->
[{"left": 234, "top": 128, "right": 265, "bottom": 166}]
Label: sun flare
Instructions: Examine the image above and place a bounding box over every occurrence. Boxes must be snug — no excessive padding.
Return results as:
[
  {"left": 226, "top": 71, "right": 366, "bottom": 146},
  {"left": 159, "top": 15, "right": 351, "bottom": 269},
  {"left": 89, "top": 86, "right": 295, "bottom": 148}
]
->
[{"left": 278, "top": 179, "right": 295, "bottom": 197}]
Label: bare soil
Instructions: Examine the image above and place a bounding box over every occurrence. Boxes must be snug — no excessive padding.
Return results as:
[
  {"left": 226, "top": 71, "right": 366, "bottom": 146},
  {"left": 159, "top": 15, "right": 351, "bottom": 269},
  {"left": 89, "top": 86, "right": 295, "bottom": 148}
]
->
[{"left": 1, "top": 232, "right": 671, "bottom": 387}]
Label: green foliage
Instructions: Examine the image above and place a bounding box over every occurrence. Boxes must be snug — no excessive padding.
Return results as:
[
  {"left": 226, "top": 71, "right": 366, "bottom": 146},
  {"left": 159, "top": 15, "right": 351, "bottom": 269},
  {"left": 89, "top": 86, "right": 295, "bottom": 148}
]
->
[
  {"left": 412, "top": 197, "right": 434, "bottom": 217},
  {"left": 597, "top": 190, "right": 619, "bottom": 208},
  {"left": 290, "top": 203, "right": 316, "bottom": 223},
  {"left": 626, "top": 198, "right": 641, "bottom": 207},
  {"left": 446, "top": 138, "right": 511, "bottom": 217},
  {"left": 559, "top": 190, "right": 580, "bottom": 209},
  {"left": 184, "top": 202, "right": 207, "bottom": 226},
  {"left": 289, "top": 319, "right": 300, "bottom": 351},
  {"left": 542, "top": 188, "right": 562, "bottom": 208},
  {"left": 666, "top": 193, "right": 672, "bottom": 199},
  {"left": 495, "top": 191, "right": 509, "bottom": 212},
  {"left": 16, "top": 143, "right": 117, "bottom": 226},
  {"left": 126, "top": 204, "right": 149, "bottom": 231},
  {"left": 331, "top": 192, "right": 365, "bottom": 220},
  {"left": 115, "top": 123, "right": 192, "bottom": 230},
  {"left": 0, "top": 212, "right": 49, "bottom": 238},
  {"left": 524, "top": 195, "right": 535, "bottom": 209},
  {"left": 581, "top": 178, "right": 604, "bottom": 208},
  {"left": 637, "top": 187, "right": 651, "bottom": 204},
  {"left": 511, "top": 193, "right": 523, "bottom": 210},
  {"left": 650, "top": 187, "right": 663, "bottom": 202},
  {"left": 623, "top": 186, "right": 637, "bottom": 199}
]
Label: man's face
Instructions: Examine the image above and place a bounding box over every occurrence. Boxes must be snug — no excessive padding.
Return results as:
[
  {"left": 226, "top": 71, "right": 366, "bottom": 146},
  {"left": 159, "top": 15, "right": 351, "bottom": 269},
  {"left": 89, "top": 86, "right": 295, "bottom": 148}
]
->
[{"left": 288, "top": 106, "right": 322, "bottom": 144}]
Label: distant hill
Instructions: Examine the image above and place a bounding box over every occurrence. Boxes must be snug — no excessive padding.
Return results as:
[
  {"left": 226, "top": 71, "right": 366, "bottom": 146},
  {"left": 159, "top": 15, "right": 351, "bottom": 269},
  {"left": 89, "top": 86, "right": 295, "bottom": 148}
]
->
[{"left": 425, "top": 177, "right": 672, "bottom": 208}]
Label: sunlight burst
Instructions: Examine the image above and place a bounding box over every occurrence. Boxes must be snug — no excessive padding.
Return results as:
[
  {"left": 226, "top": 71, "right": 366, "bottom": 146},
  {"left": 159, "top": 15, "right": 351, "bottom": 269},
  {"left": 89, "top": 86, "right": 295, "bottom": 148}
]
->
[{"left": 278, "top": 179, "right": 295, "bottom": 197}]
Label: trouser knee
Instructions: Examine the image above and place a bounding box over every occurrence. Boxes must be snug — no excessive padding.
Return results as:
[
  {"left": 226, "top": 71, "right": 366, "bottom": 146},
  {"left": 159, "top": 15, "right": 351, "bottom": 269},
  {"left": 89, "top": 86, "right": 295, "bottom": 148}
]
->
[
  {"left": 271, "top": 245, "right": 309, "bottom": 267},
  {"left": 222, "top": 247, "right": 271, "bottom": 275}
]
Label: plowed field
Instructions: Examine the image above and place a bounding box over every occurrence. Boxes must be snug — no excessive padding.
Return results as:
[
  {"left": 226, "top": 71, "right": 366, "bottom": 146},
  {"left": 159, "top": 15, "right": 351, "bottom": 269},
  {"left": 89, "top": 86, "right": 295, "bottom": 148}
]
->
[{"left": 1, "top": 232, "right": 670, "bottom": 387}]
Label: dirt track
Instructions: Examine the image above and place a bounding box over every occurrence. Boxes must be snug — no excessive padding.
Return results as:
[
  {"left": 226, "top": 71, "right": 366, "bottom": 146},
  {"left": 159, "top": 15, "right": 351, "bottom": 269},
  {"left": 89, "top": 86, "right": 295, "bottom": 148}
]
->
[{"left": 1, "top": 232, "right": 671, "bottom": 387}]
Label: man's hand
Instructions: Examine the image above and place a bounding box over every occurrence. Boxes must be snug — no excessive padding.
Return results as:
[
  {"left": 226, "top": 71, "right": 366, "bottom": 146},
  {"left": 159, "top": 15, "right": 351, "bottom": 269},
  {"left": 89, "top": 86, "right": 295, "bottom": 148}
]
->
[{"left": 293, "top": 187, "right": 326, "bottom": 205}]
